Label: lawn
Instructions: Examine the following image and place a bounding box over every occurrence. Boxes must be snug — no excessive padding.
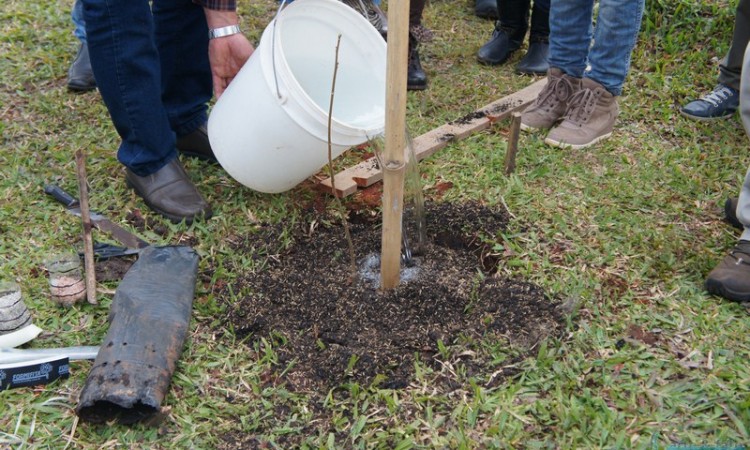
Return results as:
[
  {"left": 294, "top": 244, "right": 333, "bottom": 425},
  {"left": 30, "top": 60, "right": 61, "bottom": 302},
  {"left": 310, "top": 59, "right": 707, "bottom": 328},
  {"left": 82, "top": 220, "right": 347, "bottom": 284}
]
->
[{"left": 2, "top": 0, "right": 750, "bottom": 448}]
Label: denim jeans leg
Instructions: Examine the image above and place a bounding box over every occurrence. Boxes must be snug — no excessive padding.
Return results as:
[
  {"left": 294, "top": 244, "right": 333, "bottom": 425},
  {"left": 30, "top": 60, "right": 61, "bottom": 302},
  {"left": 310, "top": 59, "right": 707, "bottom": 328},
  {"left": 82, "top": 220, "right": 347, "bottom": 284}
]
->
[
  {"left": 71, "top": 0, "right": 86, "bottom": 44},
  {"left": 548, "top": 0, "right": 594, "bottom": 79},
  {"left": 82, "top": 0, "right": 177, "bottom": 176},
  {"left": 585, "top": 0, "right": 644, "bottom": 96},
  {"left": 152, "top": 0, "right": 212, "bottom": 137}
]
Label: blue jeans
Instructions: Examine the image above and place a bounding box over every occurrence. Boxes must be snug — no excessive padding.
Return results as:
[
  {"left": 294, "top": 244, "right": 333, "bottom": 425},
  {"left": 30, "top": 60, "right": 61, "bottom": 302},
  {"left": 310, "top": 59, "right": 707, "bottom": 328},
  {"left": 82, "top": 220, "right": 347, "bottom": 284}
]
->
[
  {"left": 548, "top": 0, "right": 644, "bottom": 96},
  {"left": 82, "top": 0, "right": 212, "bottom": 176},
  {"left": 72, "top": 0, "right": 86, "bottom": 44}
]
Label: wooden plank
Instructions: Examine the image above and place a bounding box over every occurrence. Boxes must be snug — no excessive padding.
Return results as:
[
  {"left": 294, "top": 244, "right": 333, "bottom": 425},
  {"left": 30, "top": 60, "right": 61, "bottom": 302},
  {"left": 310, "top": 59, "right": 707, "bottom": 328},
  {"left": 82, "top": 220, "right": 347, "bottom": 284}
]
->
[{"left": 318, "top": 78, "right": 547, "bottom": 196}]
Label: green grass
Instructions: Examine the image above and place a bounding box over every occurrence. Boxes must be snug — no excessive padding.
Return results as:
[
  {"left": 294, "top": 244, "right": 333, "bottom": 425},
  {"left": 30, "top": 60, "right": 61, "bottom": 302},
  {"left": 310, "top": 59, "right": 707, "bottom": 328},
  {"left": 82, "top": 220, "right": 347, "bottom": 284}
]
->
[{"left": 2, "top": 0, "right": 750, "bottom": 448}]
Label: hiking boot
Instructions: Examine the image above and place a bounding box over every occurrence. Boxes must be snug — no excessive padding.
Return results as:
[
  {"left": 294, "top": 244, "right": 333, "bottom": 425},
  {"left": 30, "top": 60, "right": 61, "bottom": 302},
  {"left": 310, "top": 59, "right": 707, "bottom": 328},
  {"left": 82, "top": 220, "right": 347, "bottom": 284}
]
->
[
  {"left": 705, "top": 240, "right": 750, "bottom": 302},
  {"left": 725, "top": 197, "right": 743, "bottom": 230},
  {"left": 521, "top": 68, "right": 581, "bottom": 131},
  {"left": 544, "top": 77, "right": 618, "bottom": 149},
  {"left": 680, "top": 84, "right": 739, "bottom": 121}
]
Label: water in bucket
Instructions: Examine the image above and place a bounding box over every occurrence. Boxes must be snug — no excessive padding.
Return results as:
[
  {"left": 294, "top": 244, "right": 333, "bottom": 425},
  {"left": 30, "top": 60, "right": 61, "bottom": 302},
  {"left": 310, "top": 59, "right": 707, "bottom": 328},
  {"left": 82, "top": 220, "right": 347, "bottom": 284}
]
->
[{"left": 208, "top": 0, "right": 387, "bottom": 193}]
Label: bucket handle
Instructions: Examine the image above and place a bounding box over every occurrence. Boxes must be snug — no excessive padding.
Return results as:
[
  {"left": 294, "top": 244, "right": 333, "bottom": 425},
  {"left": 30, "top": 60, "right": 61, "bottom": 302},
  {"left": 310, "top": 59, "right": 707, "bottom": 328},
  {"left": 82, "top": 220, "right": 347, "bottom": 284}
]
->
[{"left": 270, "top": 0, "right": 292, "bottom": 101}]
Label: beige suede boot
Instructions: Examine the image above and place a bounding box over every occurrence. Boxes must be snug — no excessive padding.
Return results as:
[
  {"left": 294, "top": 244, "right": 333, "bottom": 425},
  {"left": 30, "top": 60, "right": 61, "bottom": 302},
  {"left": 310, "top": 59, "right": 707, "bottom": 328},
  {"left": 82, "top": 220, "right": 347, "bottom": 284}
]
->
[
  {"left": 521, "top": 68, "right": 582, "bottom": 131},
  {"left": 544, "top": 77, "right": 619, "bottom": 149}
]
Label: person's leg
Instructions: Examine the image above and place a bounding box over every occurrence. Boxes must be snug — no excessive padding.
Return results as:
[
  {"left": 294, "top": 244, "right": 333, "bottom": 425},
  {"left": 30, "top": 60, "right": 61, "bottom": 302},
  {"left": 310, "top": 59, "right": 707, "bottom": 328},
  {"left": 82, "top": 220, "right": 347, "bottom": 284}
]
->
[
  {"left": 516, "top": 0, "right": 550, "bottom": 74},
  {"left": 82, "top": 0, "right": 176, "bottom": 175},
  {"left": 584, "top": 0, "right": 645, "bottom": 96},
  {"left": 520, "top": 0, "right": 589, "bottom": 130},
  {"left": 718, "top": 0, "right": 750, "bottom": 91},
  {"left": 737, "top": 41, "right": 750, "bottom": 237},
  {"left": 68, "top": 0, "right": 96, "bottom": 92},
  {"left": 543, "top": 0, "right": 643, "bottom": 149},
  {"left": 152, "top": 0, "right": 212, "bottom": 137},
  {"left": 72, "top": 0, "right": 86, "bottom": 44},
  {"left": 82, "top": 0, "right": 210, "bottom": 222},
  {"left": 408, "top": 0, "right": 428, "bottom": 90},
  {"left": 681, "top": 0, "right": 749, "bottom": 120},
  {"left": 477, "top": 0, "right": 531, "bottom": 65},
  {"left": 705, "top": 41, "right": 750, "bottom": 302},
  {"left": 547, "top": 0, "right": 594, "bottom": 79}
]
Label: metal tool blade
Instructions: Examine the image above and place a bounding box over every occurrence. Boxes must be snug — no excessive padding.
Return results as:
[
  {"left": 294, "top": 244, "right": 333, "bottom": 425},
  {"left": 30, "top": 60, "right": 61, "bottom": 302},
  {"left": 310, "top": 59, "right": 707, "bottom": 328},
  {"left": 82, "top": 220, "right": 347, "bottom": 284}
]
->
[{"left": 44, "top": 184, "right": 150, "bottom": 249}]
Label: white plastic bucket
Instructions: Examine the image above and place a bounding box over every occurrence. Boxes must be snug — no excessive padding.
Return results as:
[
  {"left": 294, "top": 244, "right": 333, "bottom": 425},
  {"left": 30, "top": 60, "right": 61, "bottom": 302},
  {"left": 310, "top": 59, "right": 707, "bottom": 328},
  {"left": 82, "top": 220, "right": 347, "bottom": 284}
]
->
[{"left": 207, "top": 0, "right": 387, "bottom": 193}]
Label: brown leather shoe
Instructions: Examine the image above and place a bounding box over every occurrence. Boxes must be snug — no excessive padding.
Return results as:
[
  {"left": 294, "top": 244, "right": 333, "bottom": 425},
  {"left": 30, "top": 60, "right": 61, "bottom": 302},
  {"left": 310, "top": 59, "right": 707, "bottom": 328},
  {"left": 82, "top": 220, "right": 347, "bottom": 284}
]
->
[
  {"left": 176, "top": 123, "right": 216, "bottom": 163},
  {"left": 126, "top": 158, "right": 212, "bottom": 224}
]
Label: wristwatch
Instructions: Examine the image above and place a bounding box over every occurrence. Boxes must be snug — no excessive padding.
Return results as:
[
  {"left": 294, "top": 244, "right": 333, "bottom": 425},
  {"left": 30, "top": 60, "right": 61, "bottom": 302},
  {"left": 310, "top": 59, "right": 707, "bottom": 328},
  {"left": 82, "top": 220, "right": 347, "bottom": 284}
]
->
[{"left": 208, "top": 25, "right": 241, "bottom": 40}]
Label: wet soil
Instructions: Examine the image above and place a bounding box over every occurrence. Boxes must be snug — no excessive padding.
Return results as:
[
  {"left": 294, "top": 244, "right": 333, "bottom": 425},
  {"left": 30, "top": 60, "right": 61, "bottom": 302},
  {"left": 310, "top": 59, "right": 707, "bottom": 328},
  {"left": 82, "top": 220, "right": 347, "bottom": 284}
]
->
[{"left": 210, "top": 199, "right": 567, "bottom": 391}]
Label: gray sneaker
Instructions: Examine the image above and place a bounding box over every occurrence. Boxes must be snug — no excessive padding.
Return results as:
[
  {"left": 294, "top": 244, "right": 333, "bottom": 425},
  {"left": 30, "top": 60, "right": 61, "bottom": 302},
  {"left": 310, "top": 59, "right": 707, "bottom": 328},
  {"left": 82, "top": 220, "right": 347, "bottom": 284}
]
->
[
  {"left": 521, "top": 68, "right": 582, "bottom": 131},
  {"left": 544, "top": 77, "right": 619, "bottom": 149}
]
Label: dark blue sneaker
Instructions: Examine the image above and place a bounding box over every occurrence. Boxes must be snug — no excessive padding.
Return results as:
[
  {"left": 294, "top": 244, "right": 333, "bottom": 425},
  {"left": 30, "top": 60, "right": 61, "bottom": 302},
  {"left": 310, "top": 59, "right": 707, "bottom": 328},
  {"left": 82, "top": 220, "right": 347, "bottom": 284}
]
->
[{"left": 680, "top": 84, "right": 739, "bottom": 121}]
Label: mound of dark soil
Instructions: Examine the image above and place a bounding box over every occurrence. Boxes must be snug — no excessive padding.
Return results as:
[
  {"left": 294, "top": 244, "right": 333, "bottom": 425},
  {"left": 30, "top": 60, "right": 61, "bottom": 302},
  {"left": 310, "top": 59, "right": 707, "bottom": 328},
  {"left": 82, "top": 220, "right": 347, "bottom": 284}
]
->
[{"left": 213, "top": 201, "right": 566, "bottom": 391}]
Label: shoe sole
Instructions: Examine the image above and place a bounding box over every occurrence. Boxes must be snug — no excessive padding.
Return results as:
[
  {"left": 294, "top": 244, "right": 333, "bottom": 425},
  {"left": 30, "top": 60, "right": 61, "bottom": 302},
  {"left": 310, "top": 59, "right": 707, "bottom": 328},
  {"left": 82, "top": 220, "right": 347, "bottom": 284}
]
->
[
  {"left": 125, "top": 178, "right": 212, "bottom": 225},
  {"left": 515, "top": 68, "right": 548, "bottom": 76},
  {"left": 67, "top": 83, "right": 97, "bottom": 93},
  {"left": 520, "top": 122, "right": 550, "bottom": 132},
  {"left": 678, "top": 109, "right": 736, "bottom": 122},
  {"left": 477, "top": 53, "right": 514, "bottom": 66},
  {"left": 544, "top": 132, "right": 612, "bottom": 150},
  {"left": 705, "top": 279, "right": 750, "bottom": 303},
  {"left": 407, "top": 84, "right": 428, "bottom": 91}
]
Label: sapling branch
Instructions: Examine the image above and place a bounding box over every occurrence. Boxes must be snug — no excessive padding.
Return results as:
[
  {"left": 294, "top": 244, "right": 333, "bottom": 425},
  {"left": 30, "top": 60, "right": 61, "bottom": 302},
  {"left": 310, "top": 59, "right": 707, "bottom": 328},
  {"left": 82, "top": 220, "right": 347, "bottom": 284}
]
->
[{"left": 326, "top": 34, "right": 357, "bottom": 281}]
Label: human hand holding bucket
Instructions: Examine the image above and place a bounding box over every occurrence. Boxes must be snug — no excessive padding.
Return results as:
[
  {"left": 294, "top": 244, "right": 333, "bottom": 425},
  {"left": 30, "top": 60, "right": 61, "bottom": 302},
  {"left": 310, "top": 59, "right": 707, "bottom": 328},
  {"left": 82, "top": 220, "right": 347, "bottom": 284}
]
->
[{"left": 207, "top": 0, "right": 387, "bottom": 193}]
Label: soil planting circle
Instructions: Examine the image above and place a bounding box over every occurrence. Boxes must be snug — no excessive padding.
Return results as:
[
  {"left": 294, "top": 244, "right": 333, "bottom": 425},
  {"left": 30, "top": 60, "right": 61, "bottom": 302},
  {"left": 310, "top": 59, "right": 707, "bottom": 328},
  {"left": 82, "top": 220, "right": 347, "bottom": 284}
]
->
[{"left": 211, "top": 200, "right": 567, "bottom": 392}]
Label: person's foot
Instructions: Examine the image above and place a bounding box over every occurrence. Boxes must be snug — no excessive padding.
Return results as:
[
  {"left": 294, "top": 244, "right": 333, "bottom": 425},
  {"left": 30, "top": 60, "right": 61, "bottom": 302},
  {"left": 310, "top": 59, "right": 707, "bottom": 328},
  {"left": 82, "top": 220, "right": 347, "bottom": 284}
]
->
[
  {"left": 125, "top": 158, "right": 212, "bottom": 224},
  {"left": 544, "top": 77, "right": 619, "bottom": 149},
  {"left": 705, "top": 240, "right": 750, "bottom": 302},
  {"left": 680, "top": 84, "right": 739, "bottom": 121},
  {"left": 515, "top": 41, "right": 549, "bottom": 75},
  {"left": 176, "top": 123, "right": 216, "bottom": 163},
  {"left": 68, "top": 43, "right": 96, "bottom": 92},
  {"left": 475, "top": 0, "right": 499, "bottom": 19},
  {"left": 477, "top": 26, "right": 523, "bottom": 66},
  {"left": 725, "top": 197, "right": 743, "bottom": 230},
  {"left": 407, "top": 45, "right": 427, "bottom": 91},
  {"left": 521, "top": 68, "right": 581, "bottom": 131}
]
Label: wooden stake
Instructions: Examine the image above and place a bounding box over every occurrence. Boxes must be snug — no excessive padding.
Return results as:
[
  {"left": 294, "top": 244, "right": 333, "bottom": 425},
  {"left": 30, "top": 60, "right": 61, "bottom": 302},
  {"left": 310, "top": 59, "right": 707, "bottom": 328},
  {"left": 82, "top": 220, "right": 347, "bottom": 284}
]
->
[
  {"left": 504, "top": 112, "right": 522, "bottom": 176},
  {"left": 75, "top": 150, "right": 97, "bottom": 305},
  {"left": 380, "top": 0, "right": 410, "bottom": 290}
]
